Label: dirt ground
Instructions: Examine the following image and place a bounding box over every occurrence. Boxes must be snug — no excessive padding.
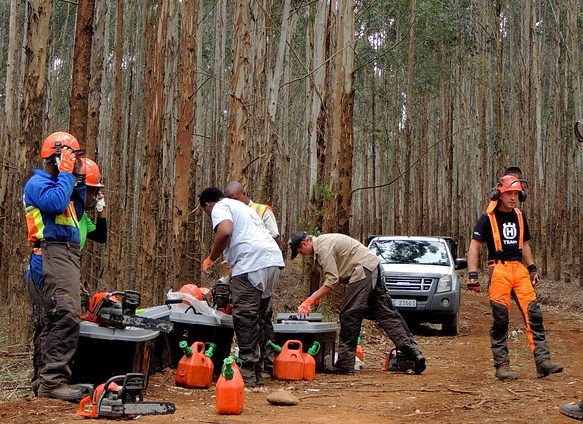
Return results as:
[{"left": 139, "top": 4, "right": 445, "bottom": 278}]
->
[{"left": 0, "top": 286, "right": 581, "bottom": 424}]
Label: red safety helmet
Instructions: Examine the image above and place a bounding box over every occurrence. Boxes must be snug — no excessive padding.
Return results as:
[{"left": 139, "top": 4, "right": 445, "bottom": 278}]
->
[
  {"left": 41, "top": 131, "right": 81, "bottom": 159},
  {"left": 497, "top": 175, "right": 524, "bottom": 193},
  {"left": 81, "top": 158, "right": 105, "bottom": 187}
]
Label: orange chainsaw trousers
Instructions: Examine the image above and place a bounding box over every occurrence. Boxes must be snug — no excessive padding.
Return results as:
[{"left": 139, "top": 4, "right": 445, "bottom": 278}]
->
[{"left": 487, "top": 261, "right": 551, "bottom": 367}]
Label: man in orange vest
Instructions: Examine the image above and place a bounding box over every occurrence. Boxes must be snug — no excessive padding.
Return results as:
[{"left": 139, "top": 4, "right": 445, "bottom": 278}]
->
[
  {"left": 224, "top": 181, "right": 280, "bottom": 244},
  {"left": 467, "top": 172, "right": 563, "bottom": 381}
]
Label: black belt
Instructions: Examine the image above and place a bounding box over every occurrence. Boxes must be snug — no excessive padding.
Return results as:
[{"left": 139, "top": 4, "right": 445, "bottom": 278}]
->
[
  {"left": 488, "top": 259, "right": 521, "bottom": 266},
  {"left": 34, "top": 240, "right": 80, "bottom": 249}
]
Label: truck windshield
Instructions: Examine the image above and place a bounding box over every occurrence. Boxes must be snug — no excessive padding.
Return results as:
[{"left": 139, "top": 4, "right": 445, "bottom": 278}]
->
[{"left": 370, "top": 240, "right": 450, "bottom": 266}]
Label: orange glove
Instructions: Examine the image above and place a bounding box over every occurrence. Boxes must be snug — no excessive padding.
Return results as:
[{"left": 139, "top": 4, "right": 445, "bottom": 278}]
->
[
  {"left": 466, "top": 271, "right": 481, "bottom": 292},
  {"left": 298, "top": 297, "right": 315, "bottom": 318},
  {"left": 202, "top": 256, "right": 214, "bottom": 275},
  {"left": 57, "top": 148, "right": 76, "bottom": 173}
]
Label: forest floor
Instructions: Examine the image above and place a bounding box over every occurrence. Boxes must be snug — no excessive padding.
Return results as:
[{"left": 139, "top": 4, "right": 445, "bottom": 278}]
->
[{"left": 0, "top": 264, "right": 582, "bottom": 424}]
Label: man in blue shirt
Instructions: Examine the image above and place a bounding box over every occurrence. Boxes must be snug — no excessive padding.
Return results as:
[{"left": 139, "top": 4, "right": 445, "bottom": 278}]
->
[{"left": 24, "top": 131, "right": 86, "bottom": 402}]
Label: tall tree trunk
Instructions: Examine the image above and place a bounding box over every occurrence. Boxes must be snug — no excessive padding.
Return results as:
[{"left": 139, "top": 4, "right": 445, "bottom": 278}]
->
[
  {"left": 494, "top": 0, "right": 505, "bottom": 154},
  {"left": 138, "top": 0, "right": 168, "bottom": 304},
  {"left": 310, "top": 1, "right": 331, "bottom": 233},
  {"left": 228, "top": 0, "right": 252, "bottom": 183},
  {"left": 403, "top": 0, "right": 416, "bottom": 233},
  {"left": 86, "top": 0, "right": 106, "bottom": 158},
  {"left": 173, "top": 0, "right": 197, "bottom": 284},
  {"left": 324, "top": 0, "right": 355, "bottom": 234},
  {"left": 69, "top": 0, "right": 95, "bottom": 152},
  {"left": 258, "top": 0, "right": 295, "bottom": 203},
  {"left": 106, "top": 0, "right": 124, "bottom": 292},
  {"left": 1, "top": 0, "right": 25, "bottom": 209},
  {"left": 208, "top": 0, "right": 226, "bottom": 188},
  {"left": 2, "top": 0, "right": 53, "bottom": 340}
]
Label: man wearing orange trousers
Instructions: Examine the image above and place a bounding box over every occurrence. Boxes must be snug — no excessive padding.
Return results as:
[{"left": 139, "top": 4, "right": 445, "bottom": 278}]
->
[{"left": 467, "top": 172, "right": 563, "bottom": 381}]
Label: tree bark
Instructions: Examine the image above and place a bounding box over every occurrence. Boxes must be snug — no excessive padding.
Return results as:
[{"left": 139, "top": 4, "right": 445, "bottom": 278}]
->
[
  {"left": 69, "top": 0, "right": 95, "bottom": 152},
  {"left": 228, "top": 0, "right": 252, "bottom": 183},
  {"left": 173, "top": 0, "right": 197, "bottom": 284},
  {"left": 2, "top": 0, "right": 53, "bottom": 340}
]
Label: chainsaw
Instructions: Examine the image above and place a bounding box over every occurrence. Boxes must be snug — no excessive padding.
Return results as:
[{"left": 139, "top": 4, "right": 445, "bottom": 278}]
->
[
  {"left": 81, "top": 289, "right": 173, "bottom": 333},
  {"left": 77, "top": 373, "right": 175, "bottom": 419},
  {"left": 383, "top": 348, "right": 416, "bottom": 373}
]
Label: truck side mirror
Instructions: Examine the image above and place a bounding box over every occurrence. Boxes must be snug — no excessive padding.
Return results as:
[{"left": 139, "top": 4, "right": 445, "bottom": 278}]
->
[{"left": 454, "top": 258, "right": 468, "bottom": 270}]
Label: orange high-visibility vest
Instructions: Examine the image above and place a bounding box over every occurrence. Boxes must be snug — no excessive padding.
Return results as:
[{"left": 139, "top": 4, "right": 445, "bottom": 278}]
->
[{"left": 487, "top": 208, "right": 524, "bottom": 254}]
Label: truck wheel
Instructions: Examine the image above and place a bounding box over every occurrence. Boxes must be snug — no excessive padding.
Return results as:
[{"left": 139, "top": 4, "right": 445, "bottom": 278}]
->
[{"left": 442, "top": 313, "right": 459, "bottom": 336}]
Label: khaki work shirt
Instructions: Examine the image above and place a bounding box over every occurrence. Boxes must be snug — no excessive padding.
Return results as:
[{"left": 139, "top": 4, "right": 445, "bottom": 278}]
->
[{"left": 312, "top": 234, "right": 380, "bottom": 289}]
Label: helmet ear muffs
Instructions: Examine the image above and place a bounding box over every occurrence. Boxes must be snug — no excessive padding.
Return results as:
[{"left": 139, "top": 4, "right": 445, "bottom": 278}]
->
[
  {"left": 489, "top": 186, "right": 499, "bottom": 200},
  {"left": 518, "top": 191, "right": 527, "bottom": 202}
]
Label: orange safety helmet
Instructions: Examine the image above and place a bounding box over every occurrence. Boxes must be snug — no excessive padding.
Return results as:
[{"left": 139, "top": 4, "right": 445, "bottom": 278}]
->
[
  {"left": 81, "top": 158, "right": 105, "bottom": 187},
  {"left": 41, "top": 131, "right": 81, "bottom": 159},
  {"left": 179, "top": 283, "right": 203, "bottom": 301},
  {"left": 497, "top": 175, "right": 524, "bottom": 194}
]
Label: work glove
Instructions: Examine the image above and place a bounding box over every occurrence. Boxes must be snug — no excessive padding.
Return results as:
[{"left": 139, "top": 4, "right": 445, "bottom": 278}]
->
[
  {"left": 57, "top": 148, "right": 76, "bottom": 173},
  {"left": 466, "top": 271, "right": 481, "bottom": 292},
  {"left": 95, "top": 192, "right": 106, "bottom": 212},
  {"left": 298, "top": 297, "right": 316, "bottom": 318},
  {"left": 202, "top": 256, "right": 214, "bottom": 275},
  {"left": 527, "top": 264, "right": 541, "bottom": 286}
]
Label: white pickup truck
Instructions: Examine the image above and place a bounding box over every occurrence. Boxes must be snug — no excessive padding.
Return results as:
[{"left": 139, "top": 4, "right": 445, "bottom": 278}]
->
[{"left": 367, "top": 235, "right": 468, "bottom": 335}]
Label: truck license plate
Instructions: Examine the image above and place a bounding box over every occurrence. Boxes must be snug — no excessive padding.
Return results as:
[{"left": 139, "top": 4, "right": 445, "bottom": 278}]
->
[{"left": 392, "top": 299, "right": 416, "bottom": 308}]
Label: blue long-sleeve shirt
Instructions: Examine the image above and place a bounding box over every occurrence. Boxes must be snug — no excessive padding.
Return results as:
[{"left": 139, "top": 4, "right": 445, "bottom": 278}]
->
[{"left": 23, "top": 169, "right": 86, "bottom": 244}]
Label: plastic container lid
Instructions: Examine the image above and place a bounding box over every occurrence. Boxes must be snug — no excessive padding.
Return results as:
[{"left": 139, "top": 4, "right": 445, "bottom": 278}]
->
[
  {"left": 137, "top": 304, "right": 233, "bottom": 328},
  {"left": 273, "top": 322, "right": 338, "bottom": 334},
  {"left": 169, "top": 311, "right": 234, "bottom": 328},
  {"left": 275, "top": 313, "right": 323, "bottom": 323},
  {"left": 79, "top": 321, "right": 159, "bottom": 341}
]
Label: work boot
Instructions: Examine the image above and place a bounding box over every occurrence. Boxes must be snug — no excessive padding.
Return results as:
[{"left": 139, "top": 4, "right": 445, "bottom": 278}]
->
[
  {"left": 400, "top": 347, "right": 426, "bottom": 375},
  {"left": 495, "top": 363, "right": 518, "bottom": 381},
  {"left": 559, "top": 399, "right": 583, "bottom": 420},
  {"left": 240, "top": 366, "right": 256, "bottom": 387},
  {"left": 37, "top": 384, "right": 84, "bottom": 402},
  {"left": 536, "top": 360, "right": 564, "bottom": 378},
  {"left": 255, "top": 369, "right": 265, "bottom": 386},
  {"left": 323, "top": 365, "right": 354, "bottom": 375},
  {"left": 412, "top": 354, "right": 426, "bottom": 375}
]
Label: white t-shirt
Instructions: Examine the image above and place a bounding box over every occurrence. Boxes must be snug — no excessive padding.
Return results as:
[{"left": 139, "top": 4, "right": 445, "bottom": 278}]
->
[{"left": 211, "top": 198, "right": 284, "bottom": 276}]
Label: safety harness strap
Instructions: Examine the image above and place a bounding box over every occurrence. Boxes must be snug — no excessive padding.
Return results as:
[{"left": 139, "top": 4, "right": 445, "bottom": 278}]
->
[{"left": 488, "top": 208, "right": 524, "bottom": 253}]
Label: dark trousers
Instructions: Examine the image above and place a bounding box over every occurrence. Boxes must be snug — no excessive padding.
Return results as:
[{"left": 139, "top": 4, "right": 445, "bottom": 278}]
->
[
  {"left": 29, "top": 242, "right": 81, "bottom": 391},
  {"left": 26, "top": 258, "right": 44, "bottom": 394},
  {"left": 335, "top": 268, "right": 422, "bottom": 370},
  {"left": 230, "top": 274, "right": 273, "bottom": 379}
]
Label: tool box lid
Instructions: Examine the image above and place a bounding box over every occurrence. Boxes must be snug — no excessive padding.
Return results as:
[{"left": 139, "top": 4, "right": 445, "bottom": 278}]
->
[
  {"left": 273, "top": 321, "right": 338, "bottom": 334},
  {"left": 276, "top": 313, "right": 323, "bottom": 323},
  {"left": 79, "top": 321, "right": 160, "bottom": 341},
  {"left": 138, "top": 304, "right": 234, "bottom": 328},
  {"left": 169, "top": 311, "right": 234, "bottom": 328}
]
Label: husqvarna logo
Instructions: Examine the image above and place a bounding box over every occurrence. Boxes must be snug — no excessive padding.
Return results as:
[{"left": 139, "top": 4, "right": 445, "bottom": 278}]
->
[{"left": 502, "top": 222, "right": 517, "bottom": 245}]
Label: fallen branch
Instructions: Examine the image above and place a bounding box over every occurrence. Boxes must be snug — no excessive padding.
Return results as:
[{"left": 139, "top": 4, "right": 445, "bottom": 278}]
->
[
  {"left": 0, "top": 351, "right": 30, "bottom": 357},
  {"left": 0, "top": 385, "right": 31, "bottom": 391},
  {"left": 447, "top": 387, "right": 481, "bottom": 395}
]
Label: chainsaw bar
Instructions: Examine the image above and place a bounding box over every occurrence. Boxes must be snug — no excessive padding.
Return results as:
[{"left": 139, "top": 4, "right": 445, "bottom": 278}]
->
[{"left": 98, "top": 401, "right": 176, "bottom": 418}]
